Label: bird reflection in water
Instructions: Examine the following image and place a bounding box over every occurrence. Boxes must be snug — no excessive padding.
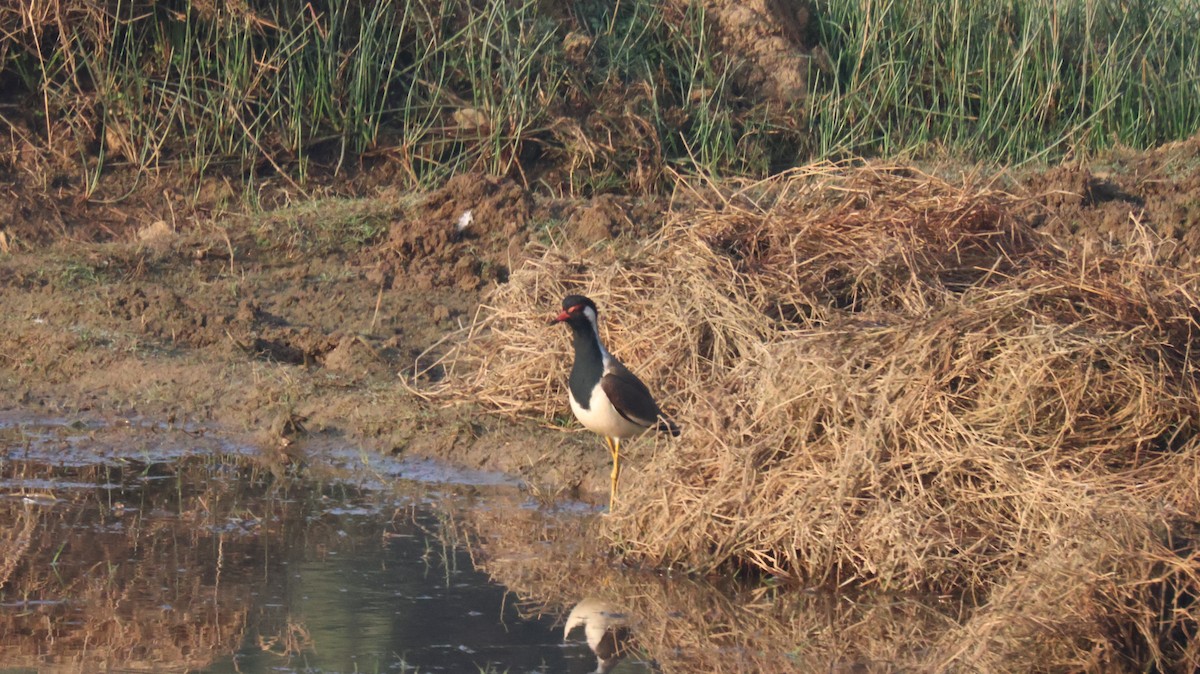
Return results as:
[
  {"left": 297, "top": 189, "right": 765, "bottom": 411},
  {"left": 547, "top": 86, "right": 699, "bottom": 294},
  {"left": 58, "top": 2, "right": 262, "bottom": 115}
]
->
[{"left": 563, "top": 598, "right": 637, "bottom": 673}]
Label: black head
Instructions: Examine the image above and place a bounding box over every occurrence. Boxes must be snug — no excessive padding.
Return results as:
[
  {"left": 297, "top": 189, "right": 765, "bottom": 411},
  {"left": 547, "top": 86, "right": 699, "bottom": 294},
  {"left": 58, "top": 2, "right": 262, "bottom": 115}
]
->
[{"left": 551, "top": 294, "right": 599, "bottom": 327}]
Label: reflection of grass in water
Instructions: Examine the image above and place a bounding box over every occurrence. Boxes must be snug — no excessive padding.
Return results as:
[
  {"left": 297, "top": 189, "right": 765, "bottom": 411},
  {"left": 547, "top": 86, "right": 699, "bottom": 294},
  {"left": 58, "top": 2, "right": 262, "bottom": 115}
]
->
[
  {"left": 1, "top": 420, "right": 565, "bottom": 673},
  {"left": 256, "top": 622, "right": 313, "bottom": 658},
  {"left": 0, "top": 430, "right": 398, "bottom": 672},
  {"left": 417, "top": 505, "right": 462, "bottom": 589},
  {"left": 0, "top": 454, "right": 264, "bottom": 670},
  {"left": 455, "top": 500, "right": 957, "bottom": 673}
]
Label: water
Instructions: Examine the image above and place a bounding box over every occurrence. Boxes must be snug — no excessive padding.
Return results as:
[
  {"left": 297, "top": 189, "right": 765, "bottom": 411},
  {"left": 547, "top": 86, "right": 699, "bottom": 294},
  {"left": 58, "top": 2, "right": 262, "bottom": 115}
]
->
[{"left": 0, "top": 415, "right": 652, "bottom": 674}]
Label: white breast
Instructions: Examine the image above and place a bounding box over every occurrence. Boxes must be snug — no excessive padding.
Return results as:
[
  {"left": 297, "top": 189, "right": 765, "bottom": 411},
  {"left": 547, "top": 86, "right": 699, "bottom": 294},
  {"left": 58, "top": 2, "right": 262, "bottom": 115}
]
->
[{"left": 569, "top": 382, "right": 648, "bottom": 440}]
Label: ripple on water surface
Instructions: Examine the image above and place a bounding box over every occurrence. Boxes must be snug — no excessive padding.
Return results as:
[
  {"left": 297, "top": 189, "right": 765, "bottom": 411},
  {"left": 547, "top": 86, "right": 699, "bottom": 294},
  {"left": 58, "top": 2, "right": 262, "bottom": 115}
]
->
[{"left": 0, "top": 414, "right": 653, "bottom": 674}]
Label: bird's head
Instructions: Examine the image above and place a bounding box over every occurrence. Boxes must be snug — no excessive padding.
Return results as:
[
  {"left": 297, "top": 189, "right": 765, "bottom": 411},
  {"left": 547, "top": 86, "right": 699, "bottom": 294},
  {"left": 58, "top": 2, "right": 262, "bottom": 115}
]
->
[{"left": 551, "top": 294, "right": 598, "bottom": 327}]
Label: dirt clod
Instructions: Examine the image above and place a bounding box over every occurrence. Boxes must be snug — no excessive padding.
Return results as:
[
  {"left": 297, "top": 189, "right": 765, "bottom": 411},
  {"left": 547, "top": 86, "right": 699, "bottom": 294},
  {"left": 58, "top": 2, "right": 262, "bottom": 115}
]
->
[
  {"left": 383, "top": 172, "right": 532, "bottom": 290},
  {"left": 569, "top": 195, "right": 623, "bottom": 244},
  {"left": 322, "top": 334, "right": 378, "bottom": 377}
]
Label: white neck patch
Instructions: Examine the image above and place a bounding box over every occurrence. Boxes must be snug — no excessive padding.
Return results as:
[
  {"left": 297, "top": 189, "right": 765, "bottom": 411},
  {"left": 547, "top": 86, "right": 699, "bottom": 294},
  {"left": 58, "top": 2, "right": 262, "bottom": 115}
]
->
[{"left": 581, "top": 306, "right": 613, "bottom": 366}]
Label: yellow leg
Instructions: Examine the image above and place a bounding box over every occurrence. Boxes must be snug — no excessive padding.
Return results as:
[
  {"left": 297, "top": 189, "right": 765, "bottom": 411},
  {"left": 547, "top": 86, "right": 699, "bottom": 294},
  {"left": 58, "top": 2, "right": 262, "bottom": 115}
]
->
[{"left": 607, "top": 436, "right": 622, "bottom": 511}]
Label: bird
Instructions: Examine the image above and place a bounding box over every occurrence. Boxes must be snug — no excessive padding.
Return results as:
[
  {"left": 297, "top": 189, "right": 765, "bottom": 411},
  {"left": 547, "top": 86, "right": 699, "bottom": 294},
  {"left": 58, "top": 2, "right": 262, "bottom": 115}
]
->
[
  {"left": 563, "top": 598, "right": 635, "bottom": 674},
  {"left": 551, "top": 294, "right": 680, "bottom": 510}
]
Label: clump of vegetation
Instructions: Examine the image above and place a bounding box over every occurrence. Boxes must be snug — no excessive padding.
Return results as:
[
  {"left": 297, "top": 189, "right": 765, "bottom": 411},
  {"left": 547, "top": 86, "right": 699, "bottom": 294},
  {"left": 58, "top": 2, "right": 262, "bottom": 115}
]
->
[
  {"left": 430, "top": 165, "right": 1200, "bottom": 671},
  {"left": 2, "top": 0, "right": 1198, "bottom": 195}
]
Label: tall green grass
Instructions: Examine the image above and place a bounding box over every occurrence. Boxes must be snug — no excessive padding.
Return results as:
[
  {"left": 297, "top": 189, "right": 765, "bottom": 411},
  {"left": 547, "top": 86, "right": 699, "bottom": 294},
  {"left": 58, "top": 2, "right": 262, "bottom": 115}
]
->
[
  {"left": 807, "top": 0, "right": 1200, "bottom": 163},
  {"left": 2, "top": 0, "right": 1198, "bottom": 194},
  {"left": 2, "top": 0, "right": 765, "bottom": 193},
  {"left": 5, "top": 1, "right": 563, "bottom": 186}
]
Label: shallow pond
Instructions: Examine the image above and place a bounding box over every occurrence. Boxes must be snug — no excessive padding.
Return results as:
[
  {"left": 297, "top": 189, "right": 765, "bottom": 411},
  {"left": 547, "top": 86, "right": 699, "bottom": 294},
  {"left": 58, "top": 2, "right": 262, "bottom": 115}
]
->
[
  {"left": 0, "top": 414, "right": 651, "bottom": 673},
  {"left": 0, "top": 414, "right": 971, "bottom": 673}
]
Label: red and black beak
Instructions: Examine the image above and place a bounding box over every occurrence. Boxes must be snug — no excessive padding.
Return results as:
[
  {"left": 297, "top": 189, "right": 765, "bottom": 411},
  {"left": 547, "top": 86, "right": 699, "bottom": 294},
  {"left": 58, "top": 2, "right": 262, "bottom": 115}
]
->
[{"left": 550, "top": 309, "right": 570, "bottom": 325}]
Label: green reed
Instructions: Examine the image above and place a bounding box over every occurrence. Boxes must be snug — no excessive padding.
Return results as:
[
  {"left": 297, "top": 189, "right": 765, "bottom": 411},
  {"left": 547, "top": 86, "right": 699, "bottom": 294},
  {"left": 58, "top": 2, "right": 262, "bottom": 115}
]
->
[
  {"left": 3, "top": 0, "right": 1197, "bottom": 193},
  {"left": 806, "top": 0, "right": 1200, "bottom": 163}
]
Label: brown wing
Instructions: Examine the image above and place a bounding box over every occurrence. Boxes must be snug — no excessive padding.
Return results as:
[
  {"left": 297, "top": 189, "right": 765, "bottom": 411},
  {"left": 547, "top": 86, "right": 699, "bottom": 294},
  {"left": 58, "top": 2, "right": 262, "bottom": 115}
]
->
[{"left": 601, "top": 363, "right": 680, "bottom": 436}]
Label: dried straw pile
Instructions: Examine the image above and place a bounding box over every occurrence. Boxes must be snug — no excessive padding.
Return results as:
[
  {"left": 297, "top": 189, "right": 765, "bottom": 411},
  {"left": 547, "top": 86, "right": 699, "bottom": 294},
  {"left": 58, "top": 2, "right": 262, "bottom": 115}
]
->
[{"left": 427, "top": 163, "right": 1200, "bottom": 671}]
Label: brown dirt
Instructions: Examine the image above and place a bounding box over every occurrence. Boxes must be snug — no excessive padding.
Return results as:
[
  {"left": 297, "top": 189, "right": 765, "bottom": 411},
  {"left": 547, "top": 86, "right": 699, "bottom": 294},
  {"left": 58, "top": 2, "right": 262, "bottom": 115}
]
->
[
  {"left": 1013, "top": 135, "right": 1200, "bottom": 264},
  {"left": 0, "top": 167, "right": 662, "bottom": 501},
  {"left": 685, "top": 0, "right": 819, "bottom": 102},
  {"left": 381, "top": 171, "right": 533, "bottom": 292}
]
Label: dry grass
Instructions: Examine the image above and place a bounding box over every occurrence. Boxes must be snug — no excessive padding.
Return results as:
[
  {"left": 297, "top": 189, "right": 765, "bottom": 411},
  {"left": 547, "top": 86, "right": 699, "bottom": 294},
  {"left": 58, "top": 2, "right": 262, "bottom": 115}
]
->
[{"left": 425, "top": 162, "right": 1200, "bottom": 671}]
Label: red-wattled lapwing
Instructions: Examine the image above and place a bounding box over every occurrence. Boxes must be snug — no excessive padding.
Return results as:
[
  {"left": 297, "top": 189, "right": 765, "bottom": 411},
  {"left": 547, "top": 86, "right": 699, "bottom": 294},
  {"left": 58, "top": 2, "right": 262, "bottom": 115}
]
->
[
  {"left": 564, "top": 598, "right": 634, "bottom": 673},
  {"left": 551, "top": 295, "right": 680, "bottom": 510}
]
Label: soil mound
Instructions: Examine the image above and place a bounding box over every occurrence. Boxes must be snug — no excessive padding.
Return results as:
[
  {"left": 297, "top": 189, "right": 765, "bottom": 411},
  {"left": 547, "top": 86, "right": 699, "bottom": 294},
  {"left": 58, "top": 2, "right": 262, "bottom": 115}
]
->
[
  {"left": 381, "top": 172, "right": 532, "bottom": 292},
  {"left": 1019, "top": 135, "right": 1200, "bottom": 268}
]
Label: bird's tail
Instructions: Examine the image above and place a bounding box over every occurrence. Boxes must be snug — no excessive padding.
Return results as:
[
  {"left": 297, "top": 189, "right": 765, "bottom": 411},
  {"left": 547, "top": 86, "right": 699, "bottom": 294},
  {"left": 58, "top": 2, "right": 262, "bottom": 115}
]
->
[{"left": 656, "top": 416, "right": 681, "bottom": 437}]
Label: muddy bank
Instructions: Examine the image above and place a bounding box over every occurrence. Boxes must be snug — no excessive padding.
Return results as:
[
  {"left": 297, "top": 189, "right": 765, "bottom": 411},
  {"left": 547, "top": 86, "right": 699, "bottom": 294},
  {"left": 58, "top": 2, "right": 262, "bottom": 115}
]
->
[
  {"left": 0, "top": 171, "right": 665, "bottom": 503},
  {"left": 3, "top": 140, "right": 1200, "bottom": 502}
]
